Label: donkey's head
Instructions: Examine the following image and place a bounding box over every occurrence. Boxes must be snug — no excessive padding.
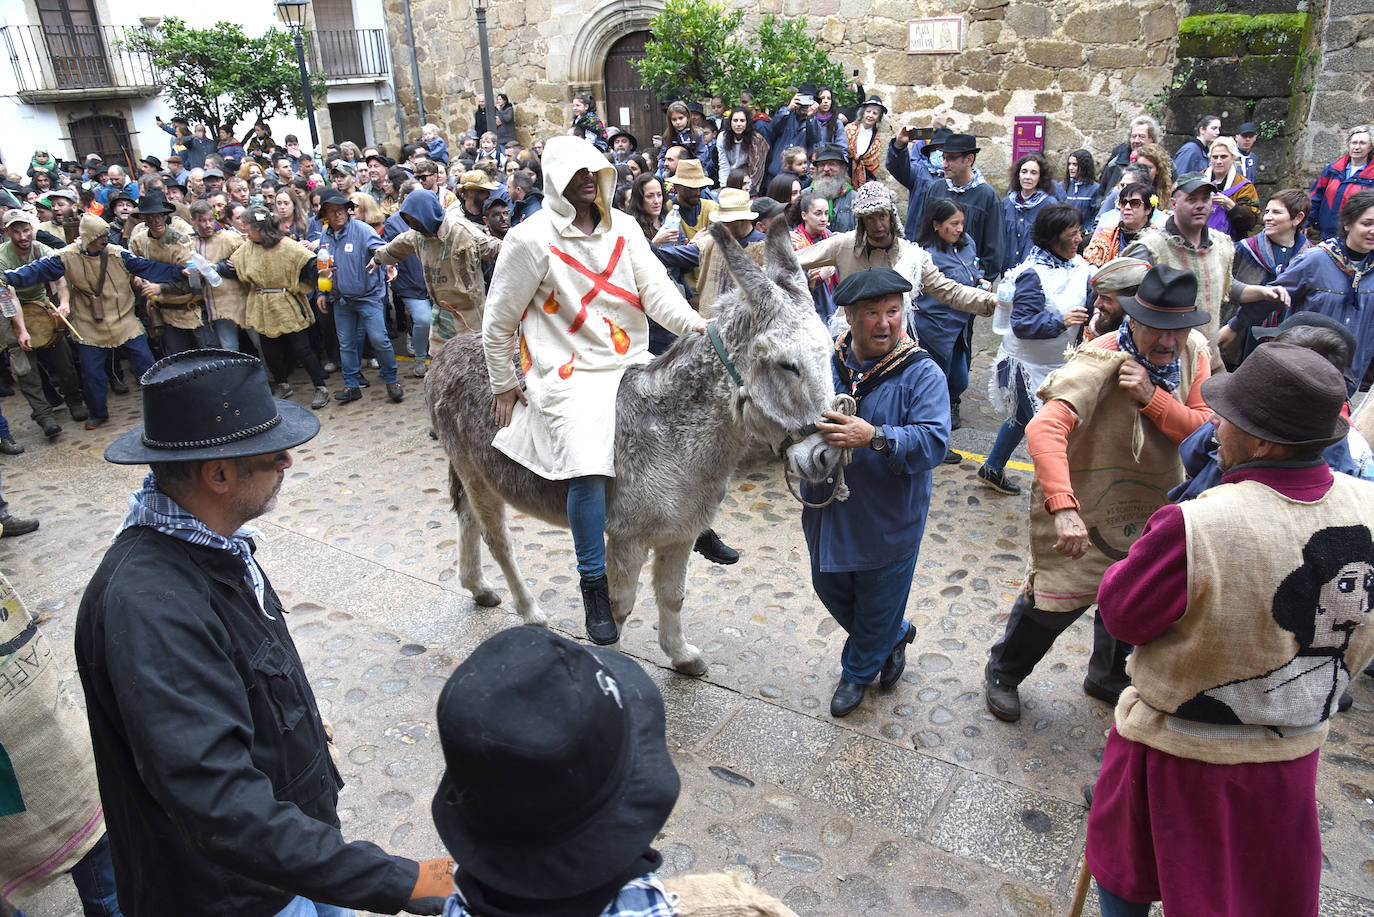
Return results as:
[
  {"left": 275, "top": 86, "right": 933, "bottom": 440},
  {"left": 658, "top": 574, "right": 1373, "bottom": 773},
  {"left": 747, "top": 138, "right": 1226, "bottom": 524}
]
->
[{"left": 709, "top": 220, "right": 844, "bottom": 483}]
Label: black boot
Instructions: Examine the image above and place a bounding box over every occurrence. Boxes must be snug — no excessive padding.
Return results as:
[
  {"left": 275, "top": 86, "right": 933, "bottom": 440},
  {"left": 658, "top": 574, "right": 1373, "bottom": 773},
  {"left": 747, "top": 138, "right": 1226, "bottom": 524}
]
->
[
  {"left": 693, "top": 528, "right": 739, "bottom": 565},
  {"left": 579, "top": 574, "right": 618, "bottom": 645}
]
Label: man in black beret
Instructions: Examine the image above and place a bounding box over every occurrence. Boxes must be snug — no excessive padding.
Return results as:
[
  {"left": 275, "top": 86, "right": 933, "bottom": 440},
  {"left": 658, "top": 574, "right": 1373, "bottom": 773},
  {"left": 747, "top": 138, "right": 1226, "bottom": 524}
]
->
[{"left": 801, "top": 267, "right": 952, "bottom": 717}]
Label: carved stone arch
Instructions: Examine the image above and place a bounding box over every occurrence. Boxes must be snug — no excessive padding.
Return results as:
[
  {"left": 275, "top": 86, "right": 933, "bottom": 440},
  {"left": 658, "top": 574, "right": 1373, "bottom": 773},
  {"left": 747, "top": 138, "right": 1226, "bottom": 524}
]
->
[{"left": 564, "top": 0, "right": 664, "bottom": 104}]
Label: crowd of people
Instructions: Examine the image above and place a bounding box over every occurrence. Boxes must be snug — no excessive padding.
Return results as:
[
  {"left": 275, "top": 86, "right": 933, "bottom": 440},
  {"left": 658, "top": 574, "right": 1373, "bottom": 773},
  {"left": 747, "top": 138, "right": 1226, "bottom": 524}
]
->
[{"left": 2, "top": 88, "right": 1374, "bottom": 917}]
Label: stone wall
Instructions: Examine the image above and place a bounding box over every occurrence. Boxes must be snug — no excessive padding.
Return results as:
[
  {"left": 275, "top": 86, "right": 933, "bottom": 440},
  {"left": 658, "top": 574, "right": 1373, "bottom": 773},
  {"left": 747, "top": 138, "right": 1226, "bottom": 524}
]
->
[{"left": 1296, "top": 0, "right": 1374, "bottom": 187}]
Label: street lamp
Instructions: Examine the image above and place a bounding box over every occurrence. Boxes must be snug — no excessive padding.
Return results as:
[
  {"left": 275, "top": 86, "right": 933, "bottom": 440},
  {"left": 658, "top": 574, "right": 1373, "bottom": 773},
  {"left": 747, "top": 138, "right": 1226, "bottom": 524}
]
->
[
  {"left": 276, "top": 0, "right": 320, "bottom": 153},
  {"left": 471, "top": 0, "right": 496, "bottom": 131}
]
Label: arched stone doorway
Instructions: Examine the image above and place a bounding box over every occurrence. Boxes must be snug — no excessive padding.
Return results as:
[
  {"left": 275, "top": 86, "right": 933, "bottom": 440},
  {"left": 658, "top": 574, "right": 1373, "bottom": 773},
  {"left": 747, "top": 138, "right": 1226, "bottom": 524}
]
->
[{"left": 603, "top": 31, "right": 661, "bottom": 141}]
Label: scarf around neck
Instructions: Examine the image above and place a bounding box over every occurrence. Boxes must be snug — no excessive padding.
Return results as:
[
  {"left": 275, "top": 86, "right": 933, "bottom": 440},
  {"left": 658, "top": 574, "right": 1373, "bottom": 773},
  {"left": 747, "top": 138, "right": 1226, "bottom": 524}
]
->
[
  {"left": 945, "top": 168, "right": 986, "bottom": 194},
  {"left": 1117, "top": 322, "right": 1181, "bottom": 392},
  {"left": 833, "top": 331, "right": 925, "bottom": 402},
  {"left": 1011, "top": 189, "right": 1050, "bottom": 211},
  {"left": 1317, "top": 239, "right": 1374, "bottom": 306},
  {"left": 120, "top": 472, "right": 269, "bottom": 616},
  {"left": 1029, "top": 244, "right": 1072, "bottom": 270}
]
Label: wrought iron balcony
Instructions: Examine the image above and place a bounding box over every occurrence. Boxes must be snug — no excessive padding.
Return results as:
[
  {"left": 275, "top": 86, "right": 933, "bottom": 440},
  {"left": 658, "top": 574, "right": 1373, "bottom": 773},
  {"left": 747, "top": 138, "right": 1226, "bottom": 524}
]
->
[
  {"left": 2, "top": 24, "right": 159, "bottom": 102},
  {"left": 305, "top": 28, "right": 389, "bottom": 82}
]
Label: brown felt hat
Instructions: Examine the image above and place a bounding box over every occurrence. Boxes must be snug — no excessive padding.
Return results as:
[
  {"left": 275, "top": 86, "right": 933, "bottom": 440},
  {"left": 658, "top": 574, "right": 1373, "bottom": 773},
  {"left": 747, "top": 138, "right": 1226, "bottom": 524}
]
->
[{"left": 1201, "top": 341, "right": 1349, "bottom": 446}]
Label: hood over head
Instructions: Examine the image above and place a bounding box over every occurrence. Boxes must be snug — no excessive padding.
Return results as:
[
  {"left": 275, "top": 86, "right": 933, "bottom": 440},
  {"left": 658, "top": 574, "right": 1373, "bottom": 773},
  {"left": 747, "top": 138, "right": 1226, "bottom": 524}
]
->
[
  {"left": 399, "top": 188, "right": 446, "bottom": 236},
  {"left": 79, "top": 212, "right": 110, "bottom": 247},
  {"left": 539, "top": 136, "right": 617, "bottom": 234}
]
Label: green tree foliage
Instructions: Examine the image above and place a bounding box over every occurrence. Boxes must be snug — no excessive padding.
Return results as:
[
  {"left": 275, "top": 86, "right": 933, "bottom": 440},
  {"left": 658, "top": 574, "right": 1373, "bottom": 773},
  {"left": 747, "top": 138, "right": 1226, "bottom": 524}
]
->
[
  {"left": 634, "top": 0, "right": 852, "bottom": 113},
  {"left": 122, "top": 18, "right": 326, "bottom": 137}
]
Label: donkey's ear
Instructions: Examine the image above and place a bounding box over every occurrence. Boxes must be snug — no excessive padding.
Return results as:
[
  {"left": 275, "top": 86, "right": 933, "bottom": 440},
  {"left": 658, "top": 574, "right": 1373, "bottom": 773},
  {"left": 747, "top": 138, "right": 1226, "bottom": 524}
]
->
[
  {"left": 764, "top": 218, "right": 808, "bottom": 294},
  {"left": 714, "top": 221, "right": 775, "bottom": 314}
]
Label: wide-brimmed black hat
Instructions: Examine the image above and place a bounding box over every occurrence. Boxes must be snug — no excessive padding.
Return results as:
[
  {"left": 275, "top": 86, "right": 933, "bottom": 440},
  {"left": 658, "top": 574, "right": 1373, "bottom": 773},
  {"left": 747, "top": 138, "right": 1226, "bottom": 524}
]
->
[
  {"left": 1201, "top": 341, "right": 1349, "bottom": 446},
  {"left": 105, "top": 350, "right": 320, "bottom": 464},
  {"left": 920, "top": 126, "right": 953, "bottom": 159},
  {"left": 431, "top": 627, "right": 679, "bottom": 899},
  {"left": 940, "top": 133, "right": 980, "bottom": 156},
  {"left": 813, "top": 142, "right": 849, "bottom": 164},
  {"left": 858, "top": 95, "right": 887, "bottom": 117},
  {"left": 133, "top": 192, "right": 175, "bottom": 216},
  {"left": 1118, "top": 264, "right": 1210, "bottom": 330},
  {"left": 605, "top": 127, "right": 638, "bottom": 151}
]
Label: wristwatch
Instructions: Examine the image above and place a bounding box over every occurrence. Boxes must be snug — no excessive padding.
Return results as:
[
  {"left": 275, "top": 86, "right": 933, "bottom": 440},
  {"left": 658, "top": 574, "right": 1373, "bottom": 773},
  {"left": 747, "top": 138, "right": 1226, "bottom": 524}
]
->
[{"left": 869, "top": 428, "right": 890, "bottom": 454}]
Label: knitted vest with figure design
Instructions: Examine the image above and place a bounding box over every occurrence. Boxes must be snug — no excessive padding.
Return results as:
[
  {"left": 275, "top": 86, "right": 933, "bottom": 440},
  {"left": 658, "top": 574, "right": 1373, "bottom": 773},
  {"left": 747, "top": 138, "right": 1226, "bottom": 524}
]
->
[{"left": 1117, "top": 473, "right": 1374, "bottom": 765}]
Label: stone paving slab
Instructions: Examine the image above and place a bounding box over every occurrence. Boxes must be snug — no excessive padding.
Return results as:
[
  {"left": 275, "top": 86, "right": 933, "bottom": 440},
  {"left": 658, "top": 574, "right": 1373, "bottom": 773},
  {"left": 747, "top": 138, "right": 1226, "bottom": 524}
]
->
[{"left": 13, "top": 364, "right": 1374, "bottom": 917}]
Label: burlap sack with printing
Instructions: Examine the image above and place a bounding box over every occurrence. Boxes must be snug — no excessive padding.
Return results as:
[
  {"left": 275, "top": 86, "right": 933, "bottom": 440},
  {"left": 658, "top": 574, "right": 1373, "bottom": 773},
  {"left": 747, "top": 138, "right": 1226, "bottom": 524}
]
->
[
  {"left": 665, "top": 873, "right": 800, "bottom": 917},
  {"left": 0, "top": 574, "right": 104, "bottom": 908}
]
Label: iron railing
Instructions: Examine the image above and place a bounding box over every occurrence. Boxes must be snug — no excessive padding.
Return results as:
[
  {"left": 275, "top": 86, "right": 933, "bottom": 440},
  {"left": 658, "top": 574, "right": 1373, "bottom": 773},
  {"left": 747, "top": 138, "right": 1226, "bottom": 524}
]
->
[
  {"left": 1, "top": 24, "right": 158, "bottom": 97},
  {"left": 305, "top": 28, "right": 389, "bottom": 81}
]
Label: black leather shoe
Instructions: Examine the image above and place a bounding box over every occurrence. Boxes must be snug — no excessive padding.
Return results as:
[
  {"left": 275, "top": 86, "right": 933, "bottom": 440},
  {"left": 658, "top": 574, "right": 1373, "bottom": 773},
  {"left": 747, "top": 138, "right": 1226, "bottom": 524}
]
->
[
  {"left": 942, "top": 448, "right": 962, "bottom": 465},
  {"left": 1083, "top": 677, "right": 1129, "bottom": 706},
  {"left": 67, "top": 400, "right": 89, "bottom": 421},
  {"left": 693, "top": 528, "right": 739, "bottom": 565},
  {"left": 579, "top": 574, "right": 618, "bottom": 645},
  {"left": 0, "top": 436, "right": 23, "bottom": 455},
  {"left": 1338, "top": 689, "right": 1354, "bottom": 713},
  {"left": 985, "top": 663, "right": 1021, "bottom": 722},
  {"left": 42, "top": 420, "right": 62, "bottom": 440},
  {"left": 830, "top": 678, "right": 866, "bottom": 717},
  {"left": 386, "top": 382, "right": 404, "bottom": 403},
  {"left": 109, "top": 377, "right": 129, "bottom": 395},
  {"left": 0, "top": 512, "right": 39, "bottom": 537},
  {"left": 333, "top": 387, "right": 362, "bottom": 403},
  {"left": 879, "top": 623, "right": 916, "bottom": 689}
]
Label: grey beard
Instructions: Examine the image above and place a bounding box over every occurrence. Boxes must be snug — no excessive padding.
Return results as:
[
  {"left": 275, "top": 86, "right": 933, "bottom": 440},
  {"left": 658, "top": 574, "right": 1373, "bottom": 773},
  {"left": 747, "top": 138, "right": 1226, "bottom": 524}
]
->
[{"left": 814, "top": 174, "right": 845, "bottom": 199}]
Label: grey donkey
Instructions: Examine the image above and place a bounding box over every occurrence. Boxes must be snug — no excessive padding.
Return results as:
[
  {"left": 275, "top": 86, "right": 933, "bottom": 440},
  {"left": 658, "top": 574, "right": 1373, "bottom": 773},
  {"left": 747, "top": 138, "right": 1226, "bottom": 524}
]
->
[{"left": 426, "top": 220, "right": 844, "bottom": 674}]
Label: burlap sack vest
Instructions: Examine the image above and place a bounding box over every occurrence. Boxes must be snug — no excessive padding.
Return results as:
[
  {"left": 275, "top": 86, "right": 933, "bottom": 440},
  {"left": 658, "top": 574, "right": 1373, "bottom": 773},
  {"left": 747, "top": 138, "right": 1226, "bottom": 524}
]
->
[
  {"left": 1027, "top": 331, "right": 1205, "bottom": 611},
  {"left": 1117, "top": 474, "right": 1374, "bottom": 765},
  {"left": 59, "top": 244, "right": 146, "bottom": 348}
]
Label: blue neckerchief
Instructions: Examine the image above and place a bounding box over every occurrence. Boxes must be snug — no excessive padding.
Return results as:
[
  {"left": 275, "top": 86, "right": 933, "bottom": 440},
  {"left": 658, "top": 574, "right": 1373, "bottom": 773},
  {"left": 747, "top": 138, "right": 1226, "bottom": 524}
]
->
[
  {"left": 1117, "top": 322, "right": 1181, "bottom": 392},
  {"left": 945, "top": 168, "right": 985, "bottom": 193},
  {"left": 119, "top": 472, "right": 269, "bottom": 616},
  {"left": 1010, "top": 189, "right": 1050, "bottom": 211},
  {"left": 1029, "top": 244, "right": 1072, "bottom": 271}
]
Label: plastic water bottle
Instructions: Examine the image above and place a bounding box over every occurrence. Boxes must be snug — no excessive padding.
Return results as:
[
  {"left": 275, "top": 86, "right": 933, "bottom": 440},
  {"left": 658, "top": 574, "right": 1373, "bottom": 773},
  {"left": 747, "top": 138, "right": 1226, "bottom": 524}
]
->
[
  {"left": 662, "top": 205, "right": 681, "bottom": 238},
  {"left": 189, "top": 252, "right": 222, "bottom": 287},
  {"left": 991, "top": 269, "right": 1016, "bottom": 336}
]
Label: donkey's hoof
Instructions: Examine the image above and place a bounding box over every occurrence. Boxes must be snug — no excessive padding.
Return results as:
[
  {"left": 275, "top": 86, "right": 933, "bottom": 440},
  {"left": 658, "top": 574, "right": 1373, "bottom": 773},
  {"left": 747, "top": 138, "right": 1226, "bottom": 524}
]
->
[
  {"left": 472, "top": 588, "right": 502, "bottom": 607},
  {"left": 520, "top": 606, "right": 548, "bottom": 627},
  {"left": 672, "top": 652, "right": 708, "bottom": 677}
]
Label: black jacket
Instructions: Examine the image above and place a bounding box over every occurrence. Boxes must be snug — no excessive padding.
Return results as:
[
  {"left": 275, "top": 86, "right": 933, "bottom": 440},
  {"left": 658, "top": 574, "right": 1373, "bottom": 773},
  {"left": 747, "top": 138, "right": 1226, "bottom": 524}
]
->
[{"left": 75, "top": 527, "right": 418, "bottom": 916}]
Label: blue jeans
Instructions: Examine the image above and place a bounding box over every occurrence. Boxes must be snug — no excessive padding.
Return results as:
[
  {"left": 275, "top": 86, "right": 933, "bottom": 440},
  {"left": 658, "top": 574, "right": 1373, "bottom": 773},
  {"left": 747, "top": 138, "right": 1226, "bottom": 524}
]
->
[
  {"left": 399, "top": 297, "right": 432, "bottom": 363},
  {"left": 810, "top": 552, "right": 918, "bottom": 683},
  {"left": 333, "top": 298, "right": 397, "bottom": 386},
  {"left": 0, "top": 401, "right": 10, "bottom": 440},
  {"left": 567, "top": 476, "right": 608, "bottom": 579},
  {"left": 928, "top": 327, "right": 971, "bottom": 405},
  {"left": 270, "top": 896, "right": 355, "bottom": 917},
  {"left": 15, "top": 833, "right": 123, "bottom": 917},
  {"left": 75, "top": 337, "right": 156, "bottom": 420},
  {"left": 1096, "top": 883, "right": 1151, "bottom": 917},
  {"left": 204, "top": 317, "right": 242, "bottom": 351},
  {"left": 985, "top": 366, "right": 1035, "bottom": 473}
]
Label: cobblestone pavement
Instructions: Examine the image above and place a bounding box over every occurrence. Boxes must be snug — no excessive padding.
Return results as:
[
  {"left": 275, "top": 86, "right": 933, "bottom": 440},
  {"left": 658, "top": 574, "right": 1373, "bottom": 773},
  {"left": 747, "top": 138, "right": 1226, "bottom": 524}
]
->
[{"left": 13, "top": 344, "right": 1374, "bottom": 917}]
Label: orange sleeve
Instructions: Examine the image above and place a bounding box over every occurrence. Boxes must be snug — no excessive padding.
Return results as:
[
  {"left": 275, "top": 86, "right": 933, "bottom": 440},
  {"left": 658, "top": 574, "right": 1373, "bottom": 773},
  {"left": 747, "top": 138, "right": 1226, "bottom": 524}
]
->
[
  {"left": 1140, "top": 349, "right": 1213, "bottom": 445},
  {"left": 1025, "top": 400, "right": 1080, "bottom": 513}
]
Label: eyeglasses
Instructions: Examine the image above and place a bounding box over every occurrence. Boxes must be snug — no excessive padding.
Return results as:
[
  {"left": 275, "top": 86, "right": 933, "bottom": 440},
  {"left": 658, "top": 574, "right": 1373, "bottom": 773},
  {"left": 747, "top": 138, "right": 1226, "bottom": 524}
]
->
[{"left": 1120, "top": 199, "right": 1147, "bottom": 208}]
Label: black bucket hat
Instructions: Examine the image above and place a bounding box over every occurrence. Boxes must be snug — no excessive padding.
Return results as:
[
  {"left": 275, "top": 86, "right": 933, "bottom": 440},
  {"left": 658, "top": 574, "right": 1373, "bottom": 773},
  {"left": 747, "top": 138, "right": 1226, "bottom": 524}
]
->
[
  {"left": 431, "top": 627, "right": 679, "bottom": 899},
  {"left": 316, "top": 187, "right": 355, "bottom": 211},
  {"left": 940, "top": 133, "right": 981, "bottom": 156},
  {"left": 1201, "top": 341, "right": 1349, "bottom": 446},
  {"left": 1118, "top": 264, "right": 1210, "bottom": 330},
  {"left": 105, "top": 350, "right": 320, "bottom": 464}
]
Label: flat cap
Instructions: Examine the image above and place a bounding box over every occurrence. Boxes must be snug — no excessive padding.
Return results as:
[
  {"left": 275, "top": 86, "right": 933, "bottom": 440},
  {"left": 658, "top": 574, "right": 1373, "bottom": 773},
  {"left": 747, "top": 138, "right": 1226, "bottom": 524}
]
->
[{"left": 834, "top": 267, "right": 912, "bottom": 308}]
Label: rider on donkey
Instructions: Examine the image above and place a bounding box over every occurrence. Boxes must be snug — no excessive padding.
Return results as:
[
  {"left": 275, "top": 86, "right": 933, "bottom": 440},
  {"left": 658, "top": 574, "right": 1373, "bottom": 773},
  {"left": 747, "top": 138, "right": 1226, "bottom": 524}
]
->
[{"left": 483, "top": 136, "right": 707, "bottom": 645}]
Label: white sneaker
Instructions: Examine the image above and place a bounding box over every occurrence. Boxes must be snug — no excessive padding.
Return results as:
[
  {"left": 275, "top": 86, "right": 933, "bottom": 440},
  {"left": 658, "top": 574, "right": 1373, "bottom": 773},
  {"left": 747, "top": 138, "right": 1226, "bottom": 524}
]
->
[{"left": 412, "top": 362, "right": 428, "bottom": 378}]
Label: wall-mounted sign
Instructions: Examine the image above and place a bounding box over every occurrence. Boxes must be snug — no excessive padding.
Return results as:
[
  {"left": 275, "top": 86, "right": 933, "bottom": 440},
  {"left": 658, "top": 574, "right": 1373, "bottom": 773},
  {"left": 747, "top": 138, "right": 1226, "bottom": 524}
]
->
[
  {"left": 907, "top": 18, "right": 963, "bottom": 54},
  {"left": 1013, "top": 116, "right": 1046, "bottom": 160}
]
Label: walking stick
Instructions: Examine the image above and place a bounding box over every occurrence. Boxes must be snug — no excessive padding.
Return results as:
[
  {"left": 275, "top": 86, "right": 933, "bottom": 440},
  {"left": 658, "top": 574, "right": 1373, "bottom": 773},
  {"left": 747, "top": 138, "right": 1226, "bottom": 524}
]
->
[
  {"left": 42, "top": 301, "right": 87, "bottom": 345},
  {"left": 1068, "top": 855, "right": 1092, "bottom": 917}
]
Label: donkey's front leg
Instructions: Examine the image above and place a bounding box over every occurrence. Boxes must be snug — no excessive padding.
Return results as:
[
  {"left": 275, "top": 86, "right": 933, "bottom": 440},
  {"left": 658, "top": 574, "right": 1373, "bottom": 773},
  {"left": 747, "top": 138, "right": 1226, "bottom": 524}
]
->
[
  {"left": 651, "top": 540, "right": 706, "bottom": 676},
  {"left": 606, "top": 535, "right": 649, "bottom": 635}
]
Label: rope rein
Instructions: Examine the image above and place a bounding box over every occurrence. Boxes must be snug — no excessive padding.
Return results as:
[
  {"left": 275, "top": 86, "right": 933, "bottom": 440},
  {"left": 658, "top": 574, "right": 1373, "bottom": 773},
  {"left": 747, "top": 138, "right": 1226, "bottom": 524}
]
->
[{"left": 781, "top": 393, "right": 856, "bottom": 509}]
